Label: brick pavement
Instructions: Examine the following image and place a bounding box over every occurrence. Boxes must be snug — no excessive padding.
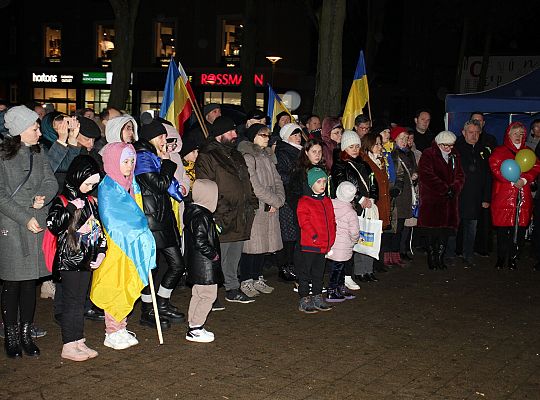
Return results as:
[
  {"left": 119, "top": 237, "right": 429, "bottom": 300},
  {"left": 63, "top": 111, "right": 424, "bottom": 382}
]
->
[{"left": 1, "top": 245, "right": 540, "bottom": 400}]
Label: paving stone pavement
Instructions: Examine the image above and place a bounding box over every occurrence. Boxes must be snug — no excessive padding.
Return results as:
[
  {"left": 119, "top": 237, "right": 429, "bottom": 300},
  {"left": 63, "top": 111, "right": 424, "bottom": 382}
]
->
[{"left": 2, "top": 245, "right": 540, "bottom": 400}]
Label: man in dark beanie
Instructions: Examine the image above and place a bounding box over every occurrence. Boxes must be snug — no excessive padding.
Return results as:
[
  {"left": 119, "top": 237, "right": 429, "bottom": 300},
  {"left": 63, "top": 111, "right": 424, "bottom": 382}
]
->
[
  {"left": 196, "top": 116, "right": 258, "bottom": 304},
  {"left": 133, "top": 118, "right": 187, "bottom": 329}
]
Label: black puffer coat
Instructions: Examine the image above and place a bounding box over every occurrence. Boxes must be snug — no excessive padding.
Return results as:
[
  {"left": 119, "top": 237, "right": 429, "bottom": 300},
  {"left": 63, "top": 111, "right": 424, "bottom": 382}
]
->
[
  {"left": 275, "top": 140, "right": 301, "bottom": 242},
  {"left": 183, "top": 203, "right": 224, "bottom": 285},
  {"left": 46, "top": 155, "right": 106, "bottom": 273},
  {"left": 331, "top": 153, "right": 379, "bottom": 215},
  {"left": 134, "top": 139, "right": 180, "bottom": 249}
]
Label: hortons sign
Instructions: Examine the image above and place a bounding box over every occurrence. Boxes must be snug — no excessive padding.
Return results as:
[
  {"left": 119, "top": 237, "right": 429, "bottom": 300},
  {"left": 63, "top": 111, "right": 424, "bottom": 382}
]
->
[{"left": 200, "top": 73, "right": 264, "bottom": 86}]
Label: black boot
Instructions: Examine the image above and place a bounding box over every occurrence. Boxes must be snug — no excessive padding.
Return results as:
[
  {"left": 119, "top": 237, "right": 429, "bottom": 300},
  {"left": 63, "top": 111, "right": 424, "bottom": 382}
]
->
[
  {"left": 4, "top": 324, "right": 22, "bottom": 358},
  {"left": 20, "top": 322, "right": 40, "bottom": 356},
  {"left": 156, "top": 296, "right": 185, "bottom": 323},
  {"left": 278, "top": 265, "right": 296, "bottom": 282},
  {"left": 139, "top": 302, "right": 171, "bottom": 330},
  {"left": 494, "top": 257, "right": 505, "bottom": 269},
  {"left": 438, "top": 244, "right": 448, "bottom": 270}
]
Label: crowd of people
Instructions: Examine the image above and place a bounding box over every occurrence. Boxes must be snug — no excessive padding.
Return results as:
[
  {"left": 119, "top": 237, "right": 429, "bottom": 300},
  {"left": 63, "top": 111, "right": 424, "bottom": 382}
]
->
[{"left": 0, "top": 99, "right": 539, "bottom": 361}]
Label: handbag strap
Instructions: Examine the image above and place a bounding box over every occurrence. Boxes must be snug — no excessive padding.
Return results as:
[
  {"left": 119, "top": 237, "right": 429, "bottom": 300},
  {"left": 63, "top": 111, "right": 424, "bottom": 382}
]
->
[
  {"left": 347, "top": 161, "right": 370, "bottom": 192},
  {"left": 10, "top": 152, "right": 33, "bottom": 199}
]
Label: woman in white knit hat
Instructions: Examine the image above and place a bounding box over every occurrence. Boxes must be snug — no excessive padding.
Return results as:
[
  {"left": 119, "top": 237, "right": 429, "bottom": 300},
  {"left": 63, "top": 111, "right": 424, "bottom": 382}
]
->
[{"left": 331, "top": 130, "right": 379, "bottom": 284}]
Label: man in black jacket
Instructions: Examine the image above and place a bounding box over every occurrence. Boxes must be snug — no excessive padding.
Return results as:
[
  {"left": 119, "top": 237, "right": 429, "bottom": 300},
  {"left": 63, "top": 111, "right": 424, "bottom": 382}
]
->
[{"left": 447, "top": 120, "right": 491, "bottom": 267}]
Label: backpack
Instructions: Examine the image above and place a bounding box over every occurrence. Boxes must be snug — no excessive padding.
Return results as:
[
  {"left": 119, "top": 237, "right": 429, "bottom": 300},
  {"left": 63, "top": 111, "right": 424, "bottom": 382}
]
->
[{"left": 42, "top": 195, "right": 94, "bottom": 272}]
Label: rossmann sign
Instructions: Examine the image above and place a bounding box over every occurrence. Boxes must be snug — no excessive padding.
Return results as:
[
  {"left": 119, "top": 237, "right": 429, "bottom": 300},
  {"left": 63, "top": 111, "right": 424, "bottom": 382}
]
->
[{"left": 200, "top": 73, "right": 264, "bottom": 86}]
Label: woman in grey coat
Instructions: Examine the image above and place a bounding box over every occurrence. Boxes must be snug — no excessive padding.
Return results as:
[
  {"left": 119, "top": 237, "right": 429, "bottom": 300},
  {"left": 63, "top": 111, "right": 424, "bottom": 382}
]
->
[
  {"left": 237, "top": 124, "right": 285, "bottom": 298},
  {"left": 0, "top": 106, "right": 58, "bottom": 358}
]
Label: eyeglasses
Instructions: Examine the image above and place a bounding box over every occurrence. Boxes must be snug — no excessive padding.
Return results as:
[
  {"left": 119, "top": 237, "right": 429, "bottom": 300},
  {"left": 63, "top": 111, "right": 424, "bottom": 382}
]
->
[
  {"left": 257, "top": 133, "right": 271, "bottom": 138},
  {"left": 440, "top": 143, "right": 454, "bottom": 148}
]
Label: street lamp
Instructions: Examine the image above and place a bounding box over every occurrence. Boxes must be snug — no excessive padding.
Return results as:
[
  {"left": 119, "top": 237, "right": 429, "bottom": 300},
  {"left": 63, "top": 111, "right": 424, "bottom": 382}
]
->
[{"left": 266, "top": 56, "right": 283, "bottom": 87}]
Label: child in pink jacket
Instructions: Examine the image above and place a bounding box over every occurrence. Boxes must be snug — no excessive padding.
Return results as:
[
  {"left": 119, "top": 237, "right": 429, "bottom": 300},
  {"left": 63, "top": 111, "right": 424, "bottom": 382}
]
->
[{"left": 327, "top": 181, "right": 360, "bottom": 302}]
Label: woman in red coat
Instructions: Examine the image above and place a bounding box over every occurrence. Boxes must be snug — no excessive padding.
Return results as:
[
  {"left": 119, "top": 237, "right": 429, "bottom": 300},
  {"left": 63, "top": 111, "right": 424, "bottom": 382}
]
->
[
  {"left": 418, "top": 131, "right": 465, "bottom": 269},
  {"left": 489, "top": 122, "right": 540, "bottom": 269}
]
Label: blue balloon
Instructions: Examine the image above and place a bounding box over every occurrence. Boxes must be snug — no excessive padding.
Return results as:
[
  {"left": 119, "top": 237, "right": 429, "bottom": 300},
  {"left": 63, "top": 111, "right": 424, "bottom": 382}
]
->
[{"left": 500, "top": 159, "right": 521, "bottom": 182}]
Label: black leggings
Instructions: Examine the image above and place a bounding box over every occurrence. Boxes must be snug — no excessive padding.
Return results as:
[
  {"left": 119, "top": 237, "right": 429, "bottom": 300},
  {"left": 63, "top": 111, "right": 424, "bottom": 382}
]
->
[
  {"left": 239, "top": 253, "right": 265, "bottom": 282},
  {"left": 496, "top": 226, "right": 526, "bottom": 259},
  {"left": 276, "top": 241, "right": 296, "bottom": 267},
  {"left": 142, "top": 245, "right": 185, "bottom": 294},
  {"left": 1, "top": 279, "right": 37, "bottom": 325},
  {"left": 60, "top": 271, "right": 91, "bottom": 344}
]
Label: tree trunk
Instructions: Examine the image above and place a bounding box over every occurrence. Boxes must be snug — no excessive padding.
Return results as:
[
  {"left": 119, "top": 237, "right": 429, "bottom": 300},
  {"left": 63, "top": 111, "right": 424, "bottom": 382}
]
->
[
  {"left": 313, "top": 0, "right": 346, "bottom": 118},
  {"left": 240, "top": 0, "right": 257, "bottom": 112},
  {"left": 108, "top": 0, "right": 140, "bottom": 111}
]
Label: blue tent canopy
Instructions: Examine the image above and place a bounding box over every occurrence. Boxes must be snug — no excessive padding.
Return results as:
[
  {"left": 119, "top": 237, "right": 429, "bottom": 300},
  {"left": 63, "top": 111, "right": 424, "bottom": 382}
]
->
[{"left": 445, "top": 68, "right": 540, "bottom": 144}]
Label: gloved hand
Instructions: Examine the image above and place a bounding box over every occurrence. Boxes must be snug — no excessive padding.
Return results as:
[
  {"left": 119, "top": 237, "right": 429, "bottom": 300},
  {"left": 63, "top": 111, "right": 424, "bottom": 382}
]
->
[
  {"left": 90, "top": 253, "right": 105, "bottom": 269},
  {"left": 389, "top": 187, "right": 401, "bottom": 198},
  {"left": 446, "top": 187, "right": 455, "bottom": 199}
]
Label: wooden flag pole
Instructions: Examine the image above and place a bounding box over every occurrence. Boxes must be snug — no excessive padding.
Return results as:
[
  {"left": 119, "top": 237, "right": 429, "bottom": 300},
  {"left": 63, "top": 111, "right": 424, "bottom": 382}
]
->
[
  {"left": 148, "top": 272, "right": 164, "bottom": 345},
  {"left": 188, "top": 95, "right": 209, "bottom": 138}
]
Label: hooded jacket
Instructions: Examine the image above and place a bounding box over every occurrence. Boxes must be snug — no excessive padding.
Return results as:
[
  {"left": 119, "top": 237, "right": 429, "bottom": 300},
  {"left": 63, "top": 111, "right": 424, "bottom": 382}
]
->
[
  {"left": 104, "top": 115, "right": 138, "bottom": 144},
  {"left": 46, "top": 155, "right": 106, "bottom": 273},
  {"left": 133, "top": 139, "right": 181, "bottom": 249},
  {"left": 327, "top": 198, "right": 359, "bottom": 261},
  {"left": 489, "top": 122, "right": 540, "bottom": 227},
  {"left": 297, "top": 192, "right": 336, "bottom": 254},
  {"left": 183, "top": 179, "right": 224, "bottom": 285}
]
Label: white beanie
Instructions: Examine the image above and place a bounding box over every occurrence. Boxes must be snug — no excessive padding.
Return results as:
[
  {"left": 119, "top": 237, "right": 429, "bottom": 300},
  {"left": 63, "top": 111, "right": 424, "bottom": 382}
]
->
[
  {"left": 435, "top": 130, "right": 456, "bottom": 145},
  {"left": 4, "top": 106, "right": 39, "bottom": 137},
  {"left": 336, "top": 181, "right": 357, "bottom": 203},
  {"left": 340, "top": 130, "right": 361, "bottom": 150},
  {"left": 279, "top": 123, "right": 302, "bottom": 142}
]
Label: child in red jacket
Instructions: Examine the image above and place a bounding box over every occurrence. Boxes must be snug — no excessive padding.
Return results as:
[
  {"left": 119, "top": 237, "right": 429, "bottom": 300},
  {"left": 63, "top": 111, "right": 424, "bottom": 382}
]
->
[{"left": 296, "top": 167, "right": 336, "bottom": 313}]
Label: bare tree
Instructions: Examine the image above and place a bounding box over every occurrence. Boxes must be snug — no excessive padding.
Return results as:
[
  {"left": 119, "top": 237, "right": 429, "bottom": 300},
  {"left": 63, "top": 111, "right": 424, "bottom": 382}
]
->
[
  {"left": 108, "top": 0, "right": 141, "bottom": 111},
  {"left": 313, "top": 0, "right": 346, "bottom": 118},
  {"left": 240, "top": 0, "right": 257, "bottom": 112}
]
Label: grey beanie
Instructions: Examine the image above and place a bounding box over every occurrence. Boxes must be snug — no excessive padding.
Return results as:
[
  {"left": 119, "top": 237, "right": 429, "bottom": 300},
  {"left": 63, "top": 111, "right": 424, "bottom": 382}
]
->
[{"left": 4, "top": 106, "right": 39, "bottom": 137}]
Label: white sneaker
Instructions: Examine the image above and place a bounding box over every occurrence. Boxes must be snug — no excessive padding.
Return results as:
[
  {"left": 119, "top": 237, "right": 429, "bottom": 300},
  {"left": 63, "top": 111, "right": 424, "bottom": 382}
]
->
[
  {"left": 103, "top": 331, "right": 132, "bottom": 350},
  {"left": 117, "top": 329, "right": 139, "bottom": 346},
  {"left": 186, "top": 327, "right": 215, "bottom": 343},
  {"left": 240, "top": 279, "right": 260, "bottom": 298},
  {"left": 345, "top": 276, "right": 361, "bottom": 290},
  {"left": 40, "top": 280, "right": 55, "bottom": 299},
  {"left": 253, "top": 276, "right": 274, "bottom": 294}
]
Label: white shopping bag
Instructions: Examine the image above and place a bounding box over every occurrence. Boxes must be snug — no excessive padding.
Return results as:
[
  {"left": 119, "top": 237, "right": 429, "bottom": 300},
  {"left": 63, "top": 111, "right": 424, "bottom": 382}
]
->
[{"left": 353, "top": 204, "right": 382, "bottom": 260}]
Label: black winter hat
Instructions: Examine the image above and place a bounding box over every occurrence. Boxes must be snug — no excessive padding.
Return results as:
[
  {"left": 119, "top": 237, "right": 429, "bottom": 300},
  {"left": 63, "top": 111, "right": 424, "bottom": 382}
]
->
[
  {"left": 209, "top": 116, "right": 235, "bottom": 138},
  {"left": 77, "top": 116, "right": 102, "bottom": 139},
  {"left": 203, "top": 103, "right": 220, "bottom": 117},
  {"left": 179, "top": 131, "right": 201, "bottom": 158},
  {"left": 245, "top": 123, "right": 268, "bottom": 142},
  {"left": 139, "top": 119, "right": 167, "bottom": 142}
]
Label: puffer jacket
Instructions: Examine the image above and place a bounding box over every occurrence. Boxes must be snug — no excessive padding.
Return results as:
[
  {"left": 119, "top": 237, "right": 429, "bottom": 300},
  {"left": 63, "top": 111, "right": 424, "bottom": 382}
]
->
[
  {"left": 297, "top": 194, "right": 336, "bottom": 254},
  {"left": 489, "top": 122, "right": 540, "bottom": 227},
  {"left": 331, "top": 152, "right": 379, "bottom": 215},
  {"left": 327, "top": 198, "right": 359, "bottom": 262},
  {"left": 134, "top": 139, "right": 181, "bottom": 249},
  {"left": 46, "top": 155, "right": 106, "bottom": 273},
  {"left": 183, "top": 203, "right": 224, "bottom": 285}
]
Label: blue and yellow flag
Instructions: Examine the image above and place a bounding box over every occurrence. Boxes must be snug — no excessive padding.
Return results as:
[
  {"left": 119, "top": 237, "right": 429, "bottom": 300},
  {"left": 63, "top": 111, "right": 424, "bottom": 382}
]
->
[
  {"left": 267, "top": 84, "right": 295, "bottom": 129},
  {"left": 342, "top": 50, "right": 370, "bottom": 130},
  {"left": 159, "top": 58, "right": 192, "bottom": 135},
  {"left": 91, "top": 175, "right": 156, "bottom": 322}
]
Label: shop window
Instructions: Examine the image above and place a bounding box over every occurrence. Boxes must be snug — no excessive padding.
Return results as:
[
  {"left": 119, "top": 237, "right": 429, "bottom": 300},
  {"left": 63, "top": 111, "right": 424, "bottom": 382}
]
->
[
  {"left": 220, "top": 17, "right": 243, "bottom": 66},
  {"left": 33, "top": 87, "right": 76, "bottom": 115},
  {"left": 84, "top": 89, "right": 132, "bottom": 114},
  {"left": 155, "top": 21, "right": 176, "bottom": 67},
  {"left": 140, "top": 90, "right": 164, "bottom": 114},
  {"left": 203, "top": 92, "right": 264, "bottom": 108},
  {"left": 97, "top": 23, "right": 115, "bottom": 66},
  {"left": 44, "top": 25, "right": 62, "bottom": 63}
]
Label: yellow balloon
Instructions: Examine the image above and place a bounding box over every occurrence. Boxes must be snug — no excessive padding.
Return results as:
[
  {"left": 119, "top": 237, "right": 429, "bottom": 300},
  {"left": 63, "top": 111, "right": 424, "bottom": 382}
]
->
[{"left": 515, "top": 149, "right": 537, "bottom": 173}]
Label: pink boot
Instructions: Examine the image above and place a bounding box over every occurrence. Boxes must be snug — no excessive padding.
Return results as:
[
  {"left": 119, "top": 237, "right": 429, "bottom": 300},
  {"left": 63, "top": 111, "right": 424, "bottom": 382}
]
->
[{"left": 61, "top": 341, "right": 90, "bottom": 362}]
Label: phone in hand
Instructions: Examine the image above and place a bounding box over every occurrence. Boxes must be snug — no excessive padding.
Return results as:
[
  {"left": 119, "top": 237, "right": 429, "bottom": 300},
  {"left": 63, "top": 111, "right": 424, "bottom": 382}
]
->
[{"left": 264, "top": 203, "right": 271, "bottom": 212}]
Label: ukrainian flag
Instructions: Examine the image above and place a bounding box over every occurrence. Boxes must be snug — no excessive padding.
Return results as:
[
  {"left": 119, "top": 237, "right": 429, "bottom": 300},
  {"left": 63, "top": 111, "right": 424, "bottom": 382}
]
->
[
  {"left": 267, "top": 84, "right": 295, "bottom": 129},
  {"left": 160, "top": 58, "right": 192, "bottom": 135},
  {"left": 90, "top": 175, "right": 156, "bottom": 322},
  {"left": 342, "top": 50, "right": 370, "bottom": 130}
]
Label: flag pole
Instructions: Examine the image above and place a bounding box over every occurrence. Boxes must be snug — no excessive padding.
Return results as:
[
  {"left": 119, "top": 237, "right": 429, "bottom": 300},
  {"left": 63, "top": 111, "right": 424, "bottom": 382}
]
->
[
  {"left": 148, "top": 272, "right": 164, "bottom": 344},
  {"left": 187, "top": 95, "right": 209, "bottom": 139}
]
